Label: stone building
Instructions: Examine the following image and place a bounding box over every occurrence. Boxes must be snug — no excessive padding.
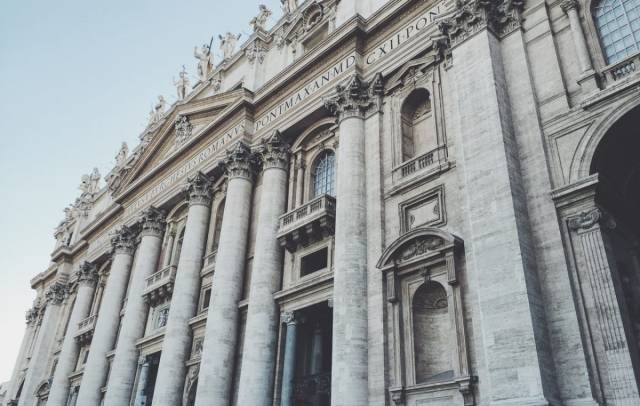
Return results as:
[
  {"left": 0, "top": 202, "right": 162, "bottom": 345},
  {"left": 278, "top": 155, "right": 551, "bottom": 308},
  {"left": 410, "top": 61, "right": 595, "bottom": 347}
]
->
[{"left": 4, "top": 0, "right": 640, "bottom": 405}]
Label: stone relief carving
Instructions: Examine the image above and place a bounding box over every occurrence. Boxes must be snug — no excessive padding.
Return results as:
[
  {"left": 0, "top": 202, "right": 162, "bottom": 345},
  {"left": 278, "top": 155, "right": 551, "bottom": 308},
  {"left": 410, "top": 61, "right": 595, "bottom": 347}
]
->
[
  {"left": 259, "top": 130, "right": 290, "bottom": 170},
  {"left": 149, "top": 96, "right": 167, "bottom": 125},
  {"left": 438, "top": 0, "right": 524, "bottom": 47},
  {"left": 184, "top": 172, "right": 214, "bottom": 207},
  {"left": 396, "top": 236, "right": 444, "bottom": 263},
  {"left": 250, "top": 5, "right": 272, "bottom": 32},
  {"left": 45, "top": 282, "right": 68, "bottom": 305},
  {"left": 568, "top": 208, "right": 602, "bottom": 231},
  {"left": 246, "top": 39, "right": 268, "bottom": 65},
  {"left": 324, "top": 74, "right": 377, "bottom": 122},
  {"left": 174, "top": 115, "right": 193, "bottom": 147}
]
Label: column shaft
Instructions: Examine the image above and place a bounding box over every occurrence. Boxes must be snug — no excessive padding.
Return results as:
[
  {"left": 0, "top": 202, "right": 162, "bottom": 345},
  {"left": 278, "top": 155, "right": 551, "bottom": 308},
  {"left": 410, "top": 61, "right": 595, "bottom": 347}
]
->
[
  {"left": 4, "top": 317, "right": 36, "bottom": 405},
  {"left": 18, "top": 282, "right": 67, "bottom": 406},
  {"left": 563, "top": 1, "right": 593, "bottom": 74},
  {"left": 48, "top": 263, "right": 99, "bottom": 406},
  {"left": 195, "top": 143, "right": 254, "bottom": 406},
  {"left": 331, "top": 113, "right": 369, "bottom": 406},
  {"left": 153, "top": 173, "right": 213, "bottom": 406},
  {"left": 105, "top": 208, "right": 165, "bottom": 406},
  {"left": 280, "top": 315, "right": 298, "bottom": 406},
  {"left": 76, "top": 227, "right": 136, "bottom": 406},
  {"left": 237, "top": 133, "right": 289, "bottom": 406}
]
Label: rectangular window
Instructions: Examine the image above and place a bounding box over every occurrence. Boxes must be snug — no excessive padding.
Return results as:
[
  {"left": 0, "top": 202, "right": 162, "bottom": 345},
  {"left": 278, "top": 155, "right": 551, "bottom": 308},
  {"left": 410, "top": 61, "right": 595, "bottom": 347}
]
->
[
  {"left": 301, "top": 248, "right": 328, "bottom": 277},
  {"left": 202, "top": 288, "right": 212, "bottom": 311}
]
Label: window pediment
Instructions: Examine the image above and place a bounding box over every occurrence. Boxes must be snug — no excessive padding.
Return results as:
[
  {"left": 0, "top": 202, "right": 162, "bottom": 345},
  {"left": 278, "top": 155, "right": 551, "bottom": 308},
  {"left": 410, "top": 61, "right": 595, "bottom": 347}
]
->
[{"left": 377, "top": 228, "right": 462, "bottom": 269}]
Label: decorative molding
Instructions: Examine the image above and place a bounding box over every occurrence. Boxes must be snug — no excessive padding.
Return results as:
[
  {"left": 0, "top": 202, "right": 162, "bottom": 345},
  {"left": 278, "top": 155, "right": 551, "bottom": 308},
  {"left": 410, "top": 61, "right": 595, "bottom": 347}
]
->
[
  {"left": 140, "top": 206, "right": 167, "bottom": 237},
  {"left": 568, "top": 209, "right": 601, "bottom": 231},
  {"left": 45, "top": 282, "right": 68, "bottom": 305},
  {"left": 324, "top": 75, "right": 378, "bottom": 122},
  {"left": 282, "top": 311, "right": 298, "bottom": 325},
  {"left": 396, "top": 236, "right": 444, "bottom": 263},
  {"left": 184, "top": 172, "right": 214, "bottom": 207},
  {"left": 246, "top": 39, "right": 268, "bottom": 65},
  {"left": 560, "top": 0, "right": 579, "bottom": 14},
  {"left": 438, "top": 0, "right": 525, "bottom": 47},
  {"left": 224, "top": 142, "right": 256, "bottom": 181},
  {"left": 111, "top": 225, "right": 137, "bottom": 255},
  {"left": 175, "top": 115, "right": 193, "bottom": 147},
  {"left": 76, "top": 262, "right": 99, "bottom": 286},
  {"left": 260, "top": 130, "right": 291, "bottom": 170}
]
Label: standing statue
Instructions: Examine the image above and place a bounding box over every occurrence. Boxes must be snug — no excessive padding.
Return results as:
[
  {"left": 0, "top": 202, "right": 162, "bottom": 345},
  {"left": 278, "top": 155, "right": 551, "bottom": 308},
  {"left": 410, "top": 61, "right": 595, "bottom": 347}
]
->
[
  {"left": 281, "top": 0, "right": 299, "bottom": 13},
  {"left": 219, "top": 32, "right": 242, "bottom": 60},
  {"left": 193, "top": 40, "right": 214, "bottom": 82},
  {"left": 174, "top": 65, "right": 191, "bottom": 100},
  {"left": 150, "top": 95, "right": 167, "bottom": 123},
  {"left": 115, "top": 142, "right": 129, "bottom": 167},
  {"left": 89, "top": 168, "right": 101, "bottom": 193},
  {"left": 250, "top": 5, "right": 272, "bottom": 32}
]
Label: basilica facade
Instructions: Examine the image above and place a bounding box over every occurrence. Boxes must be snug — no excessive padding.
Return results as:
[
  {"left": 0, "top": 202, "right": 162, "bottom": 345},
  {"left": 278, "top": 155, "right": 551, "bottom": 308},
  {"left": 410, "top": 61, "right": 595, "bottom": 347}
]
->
[{"left": 5, "top": 0, "right": 640, "bottom": 405}]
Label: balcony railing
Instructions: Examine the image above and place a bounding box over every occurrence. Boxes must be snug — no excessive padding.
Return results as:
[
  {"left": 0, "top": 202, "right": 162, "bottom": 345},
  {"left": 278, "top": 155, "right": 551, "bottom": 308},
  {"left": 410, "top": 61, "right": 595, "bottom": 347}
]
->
[
  {"left": 143, "top": 265, "right": 177, "bottom": 306},
  {"left": 278, "top": 195, "right": 336, "bottom": 252},
  {"left": 74, "top": 314, "right": 98, "bottom": 345},
  {"left": 602, "top": 52, "right": 640, "bottom": 86},
  {"left": 393, "top": 145, "right": 447, "bottom": 183}
]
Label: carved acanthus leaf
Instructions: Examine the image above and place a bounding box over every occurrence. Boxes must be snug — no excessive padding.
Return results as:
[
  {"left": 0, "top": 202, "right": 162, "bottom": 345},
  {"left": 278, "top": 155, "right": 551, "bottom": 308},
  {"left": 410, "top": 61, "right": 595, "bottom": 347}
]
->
[
  {"left": 140, "top": 206, "right": 167, "bottom": 237},
  {"left": 111, "top": 225, "right": 137, "bottom": 255},
  {"left": 77, "top": 262, "right": 99, "bottom": 286},
  {"left": 224, "top": 142, "right": 257, "bottom": 181},
  {"left": 260, "top": 130, "right": 291, "bottom": 170},
  {"left": 184, "top": 172, "right": 214, "bottom": 207}
]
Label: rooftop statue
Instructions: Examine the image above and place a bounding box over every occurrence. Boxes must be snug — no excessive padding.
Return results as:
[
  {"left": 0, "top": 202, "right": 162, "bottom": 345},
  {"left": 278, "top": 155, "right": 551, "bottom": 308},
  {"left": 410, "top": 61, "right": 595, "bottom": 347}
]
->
[
  {"left": 220, "top": 32, "right": 242, "bottom": 60},
  {"left": 149, "top": 95, "right": 167, "bottom": 124},
  {"left": 250, "top": 5, "right": 272, "bottom": 32},
  {"left": 174, "top": 65, "right": 191, "bottom": 100},
  {"left": 115, "top": 142, "right": 129, "bottom": 167},
  {"left": 193, "top": 40, "right": 214, "bottom": 82},
  {"left": 79, "top": 168, "right": 101, "bottom": 195},
  {"left": 281, "top": 0, "right": 299, "bottom": 14}
]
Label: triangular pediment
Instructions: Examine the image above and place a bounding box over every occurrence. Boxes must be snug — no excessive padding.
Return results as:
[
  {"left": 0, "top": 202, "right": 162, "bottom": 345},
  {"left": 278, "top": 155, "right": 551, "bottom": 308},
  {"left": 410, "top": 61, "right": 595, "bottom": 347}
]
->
[{"left": 107, "top": 88, "right": 252, "bottom": 197}]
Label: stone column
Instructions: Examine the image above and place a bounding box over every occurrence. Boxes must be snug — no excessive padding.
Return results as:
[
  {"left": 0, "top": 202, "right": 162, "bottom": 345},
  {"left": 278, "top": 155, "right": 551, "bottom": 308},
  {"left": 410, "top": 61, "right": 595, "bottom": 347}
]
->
[
  {"left": 324, "top": 74, "right": 372, "bottom": 406},
  {"left": 568, "top": 209, "right": 640, "bottom": 405},
  {"left": 310, "top": 322, "right": 323, "bottom": 374},
  {"left": 48, "top": 263, "right": 99, "bottom": 406},
  {"left": 195, "top": 142, "right": 255, "bottom": 406},
  {"left": 133, "top": 357, "right": 150, "bottom": 406},
  {"left": 76, "top": 226, "right": 136, "bottom": 406},
  {"left": 152, "top": 172, "right": 214, "bottom": 406},
  {"left": 104, "top": 207, "right": 165, "bottom": 406},
  {"left": 162, "top": 229, "right": 175, "bottom": 268},
  {"left": 4, "top": 306, "right": 39, "bottom": 405},
  {"left": 280, "top": 313, "right": 298, "bottom": 406},
  {"left": 236, "top": 132, "right": 290, "bottom": 406},
  {"left": 295, "top": 156, "right": 305, "bottom": 207},
  {"left": 18, "top": 281, "right": 68, "bottom": 406},
  {"left": 561, "top": 0, "right": 598, "bottom": 91}
]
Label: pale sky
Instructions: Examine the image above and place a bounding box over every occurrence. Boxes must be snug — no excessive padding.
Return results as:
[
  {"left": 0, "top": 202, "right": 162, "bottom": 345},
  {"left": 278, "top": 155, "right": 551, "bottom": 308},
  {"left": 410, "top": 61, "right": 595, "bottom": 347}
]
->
[{"left": 0, "top": 0, "right": 283, "bottom": 383}]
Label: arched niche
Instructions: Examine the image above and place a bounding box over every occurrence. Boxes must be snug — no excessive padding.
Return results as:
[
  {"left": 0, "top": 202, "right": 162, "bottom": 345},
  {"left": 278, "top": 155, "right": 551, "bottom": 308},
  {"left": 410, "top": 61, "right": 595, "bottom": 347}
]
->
[
  {"left": 400, "top": 88, "right": 436, "bottom": 162},
  {"left": 377, "top": 228, "right": 473, "bottom": 405}
]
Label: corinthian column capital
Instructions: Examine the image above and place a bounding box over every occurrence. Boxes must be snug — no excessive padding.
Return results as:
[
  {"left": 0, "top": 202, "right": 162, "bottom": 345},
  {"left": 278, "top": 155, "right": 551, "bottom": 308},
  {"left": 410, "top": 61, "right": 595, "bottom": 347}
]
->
[
  {"left": 140, "top": 206, "right": 167, "bottom": 237},
  {"left": 45, "top": 282, "right": 68, "bottom": 305},
  {"left": 324, "top": 75, "right": 374, "bottom": 122},
  {"left": 260, "top": 130, "right": 290, "bottom": 171},
  {"left": 111, "top": 225, "right": 137, "bottom": 255},
  {"left": 184, "top": 172, "right": 214, "bottom": 207},
  {"left": 25, "top": 306, "right": 40, "bottom": 326},
  {"left": 561, "top": 0, "right": 579, "bottom": 13},
  {"left": 224, "top": 142, "right": 256, "bottom": 181},
  {"left": 77, "top": 261, "right": 99, "bottom": 286}
]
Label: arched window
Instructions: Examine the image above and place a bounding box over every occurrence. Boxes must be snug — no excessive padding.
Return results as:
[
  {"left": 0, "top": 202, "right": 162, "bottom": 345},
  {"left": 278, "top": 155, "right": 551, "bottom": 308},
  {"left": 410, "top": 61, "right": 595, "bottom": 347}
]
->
[
  {"left": 412, "top": 281, "right": 453, "bottom": 383},
  {"left": 401, "top": 89, "right": 435, "bottom": 162},
  {"left": 312, "top": 150, "right": 336, "bottom": 198},
  {"left": 594, "top": 0, "right": 640, "bottom": 64}
]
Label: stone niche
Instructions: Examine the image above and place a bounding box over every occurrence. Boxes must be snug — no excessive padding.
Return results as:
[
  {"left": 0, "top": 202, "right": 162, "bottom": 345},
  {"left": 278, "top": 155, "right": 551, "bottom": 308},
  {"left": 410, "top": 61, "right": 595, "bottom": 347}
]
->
[{"left": 377, "top": 228, "right": 474, "bottom": 406}]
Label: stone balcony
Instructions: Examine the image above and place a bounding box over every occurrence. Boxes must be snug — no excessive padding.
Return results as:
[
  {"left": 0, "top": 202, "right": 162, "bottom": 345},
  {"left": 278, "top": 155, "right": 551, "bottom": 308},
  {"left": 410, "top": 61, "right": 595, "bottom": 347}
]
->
[
  {"left": 278, "top": 195, "right": 336, "bottom": 252},
  {"left": 143, "top": 265, "right": 177, "bottom": 306},
  {"left": 74, "top": 314, "right": 98, "bottom": 345},
  {"left": 602, "top": 52, "right": 640, "bottom": 87},
  {"left": 392, "top": 145, "right": 449, "bottom": 184}
]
